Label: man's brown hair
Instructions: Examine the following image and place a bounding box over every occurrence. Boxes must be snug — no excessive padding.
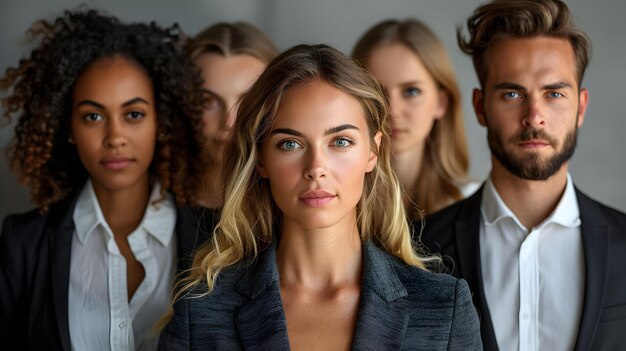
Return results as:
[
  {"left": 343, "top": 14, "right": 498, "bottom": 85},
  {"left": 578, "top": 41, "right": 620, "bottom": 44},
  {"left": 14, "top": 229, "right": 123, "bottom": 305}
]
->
[{"left": 458, "top": 0, "right": 591, "bottom": 88}]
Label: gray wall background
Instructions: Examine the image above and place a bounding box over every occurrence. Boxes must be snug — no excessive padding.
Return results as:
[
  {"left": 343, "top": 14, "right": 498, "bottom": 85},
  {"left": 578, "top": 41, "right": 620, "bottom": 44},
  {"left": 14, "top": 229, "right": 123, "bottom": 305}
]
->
[{"left": 1, "top": 0, "right": 625, "bottom": 224}]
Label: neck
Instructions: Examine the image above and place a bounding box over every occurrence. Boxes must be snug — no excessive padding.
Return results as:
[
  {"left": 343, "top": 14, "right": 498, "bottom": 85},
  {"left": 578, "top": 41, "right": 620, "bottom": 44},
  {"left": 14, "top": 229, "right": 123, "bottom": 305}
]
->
[
  {"left": 198, "top": 158, "right": 224, "bottom": 209},
  {"left": 92, "top": 176, "right": 151, "bottom": 237},
  {"left": 276, "top": 215, "right": 363, "bottom": 291},
  {"left": 490, "top": 157, "right": 569, "bottom": 229},
  {"left": 393, "top": 144, "right": 425, "bottom": 204}
]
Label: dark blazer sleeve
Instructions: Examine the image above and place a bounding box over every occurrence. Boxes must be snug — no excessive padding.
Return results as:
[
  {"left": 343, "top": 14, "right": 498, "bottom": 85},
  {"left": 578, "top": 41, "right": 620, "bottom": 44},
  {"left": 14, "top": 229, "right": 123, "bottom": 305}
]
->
[
  {"left": 448, "top": 278, "right": 482, "bottom": 350},
  {"left": 0, "top": 214, "right": 34, "bottom": 347},
  {"left": 159, "top": 298, "right": 190, "bottom": 350}
]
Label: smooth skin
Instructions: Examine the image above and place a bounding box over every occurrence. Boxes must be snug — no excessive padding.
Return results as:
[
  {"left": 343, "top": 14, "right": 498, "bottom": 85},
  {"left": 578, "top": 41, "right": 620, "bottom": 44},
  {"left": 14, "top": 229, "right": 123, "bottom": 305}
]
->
[
  {"left": 473, "top": 36, "right": 588, "bottom": 228},
  {"left": 365, "top": 43, "right": 448, "bottom": 203},
  {"left": 258, "top": 78, "right": 381, "bottom": 350},
  {"left": 70, "top": 55, "right": 158, "bottom": 299}
]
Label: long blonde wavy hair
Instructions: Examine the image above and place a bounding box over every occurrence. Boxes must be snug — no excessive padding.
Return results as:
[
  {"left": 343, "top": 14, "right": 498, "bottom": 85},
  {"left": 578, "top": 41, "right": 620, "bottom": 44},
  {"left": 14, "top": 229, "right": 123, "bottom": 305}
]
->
[
  {"left": 353, "top": 19, "right": 471, "bottom": 217},
  {"left": 177, "top": 44, "right": 434, "bottom": 299}
]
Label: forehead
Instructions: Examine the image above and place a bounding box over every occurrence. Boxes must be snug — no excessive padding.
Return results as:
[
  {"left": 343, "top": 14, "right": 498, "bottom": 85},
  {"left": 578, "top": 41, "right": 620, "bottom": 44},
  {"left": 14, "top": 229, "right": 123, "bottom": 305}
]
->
[
  {"left": 73, "top": 56, "right": 153, "bottom": 101},
  {"left": 195, "top": 53, "right": 266, "bottom": 92},
  {"left": 366, "top": 43, "right": 432, "bottom": 83},
  {"left": 272, "top": 78, "right": 369, "bottom": 132},
  {"left": 485, "top": 36, "right": 578, "bottom": 89}
]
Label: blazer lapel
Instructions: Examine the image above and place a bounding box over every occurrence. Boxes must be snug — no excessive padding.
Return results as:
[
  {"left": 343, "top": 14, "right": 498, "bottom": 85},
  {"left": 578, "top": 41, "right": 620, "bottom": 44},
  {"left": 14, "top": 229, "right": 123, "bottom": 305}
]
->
[
  {"left": 575, "top": 189, "right": 609, "bottom": 351},
  {"left": 234, "top": 241, "right": 290, "bottom": 351},
  {"left": 352, "top": 241, "right": 409, "bottom": 350},
  {"left": 48, "top": 196, "right": 78, "bottom": 351},
  {"left": 455, "top": 188, "right": 499, "bottom": 351}
]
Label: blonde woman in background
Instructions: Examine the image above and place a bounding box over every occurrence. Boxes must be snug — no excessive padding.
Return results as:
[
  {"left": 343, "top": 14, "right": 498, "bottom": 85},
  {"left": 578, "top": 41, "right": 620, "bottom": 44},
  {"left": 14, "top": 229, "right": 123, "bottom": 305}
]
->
[
  {"left": 159, "top": 44, "right": 481, "bottom": 350},
  {"left": 186, "top": 22, "right": 278, "bottom": 210},
  {"left": 353, "top": 19, "right": 479, "bottom": 218}
]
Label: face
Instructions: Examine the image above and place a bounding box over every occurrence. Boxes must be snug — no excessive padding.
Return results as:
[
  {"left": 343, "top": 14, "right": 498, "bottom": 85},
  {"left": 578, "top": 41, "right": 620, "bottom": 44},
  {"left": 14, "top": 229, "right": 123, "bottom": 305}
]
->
[
  {"left": 365, "top": 43, "right": 447, "bottom": 155},
  {"left": 474, "top": 36, "right": 588, "bottom": 180},
  {"left": 258, "top": 78, "right": 381, "bottom": 230},
  {"left": 195, "top": 52, "right": 267, "bottom": 161},
  {"left": 71, "top": 55, "right": 157, "bottom": 193}
]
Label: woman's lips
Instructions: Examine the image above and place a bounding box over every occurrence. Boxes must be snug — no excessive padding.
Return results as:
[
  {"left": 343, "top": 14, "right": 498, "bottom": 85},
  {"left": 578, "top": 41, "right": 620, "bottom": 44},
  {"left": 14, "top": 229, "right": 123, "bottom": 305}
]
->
[
  {"left": 101, "top": 157, "right": 134, "bottom": 170},
  {"left": 299, "top": 190, "right": 336, "bottom": 208}
]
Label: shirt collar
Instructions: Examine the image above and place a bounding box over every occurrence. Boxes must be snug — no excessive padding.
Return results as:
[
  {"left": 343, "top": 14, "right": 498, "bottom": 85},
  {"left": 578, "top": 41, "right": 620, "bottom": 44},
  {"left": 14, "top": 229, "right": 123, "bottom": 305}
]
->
[
  {"left": 141, "top": 183, "right": 177, "bottom": 246},
  {"left": 481, "top": 173, "right": 580, "bottom": 231},
  {"left": 73, "top": 179, "right": 177, "bottom": 246}
]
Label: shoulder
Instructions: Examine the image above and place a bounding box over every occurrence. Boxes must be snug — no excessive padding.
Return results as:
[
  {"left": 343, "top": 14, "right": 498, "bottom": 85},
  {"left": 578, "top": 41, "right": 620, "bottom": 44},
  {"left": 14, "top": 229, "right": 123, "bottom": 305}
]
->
[
  {"left": 390, "top": 255, "right": 462, "bottom": 302},
  {"left": 576, "top": 188, "right": 626, "bottom": 227},
  {"left": 416, "top": 186, "right": 482, "bottom": 244},
  {"left": 162, "top": 263, "right": 251, "bottom": 349},
  {"left": 381, "top": 252, "right": 481, "bottom": 347},
  {"left": 1, "top": 208, "right": 50, "bottom": 248},
  {"left": 173, "top": 262, "right": 249, "bottom": 321},
  {"left": 366, "top": 243, "right": 461, "bottom": 304}
]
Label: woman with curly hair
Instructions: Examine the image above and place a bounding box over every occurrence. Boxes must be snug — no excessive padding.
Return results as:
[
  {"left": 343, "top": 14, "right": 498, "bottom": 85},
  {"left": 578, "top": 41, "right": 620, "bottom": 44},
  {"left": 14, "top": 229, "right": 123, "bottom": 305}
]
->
[
  {"left": 159, "top": 44, "right": 481, "bottom": 350},
  {"left": 353, "top": 19, "right": 479, "bottom": 218},
  {"left": 186, "top": 22, "right": 277, "bottom": 210},
  {"left": 0, "top": 10, "right": 207, "bottom": 350}
]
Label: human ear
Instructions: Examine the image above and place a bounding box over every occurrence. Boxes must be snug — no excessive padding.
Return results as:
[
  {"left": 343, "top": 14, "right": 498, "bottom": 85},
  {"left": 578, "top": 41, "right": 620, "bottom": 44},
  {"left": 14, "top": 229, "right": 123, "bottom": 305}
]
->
[
  {"left": 434, "top": 89, "right": 450, "bottom": 120},
  {"left": 577, "top": 88, "right": 589, "bottom": 128},
  {"left": 366, "top": 131, "right": 382, "bottom": 173},
  {"left": 472, "top": 88, "right": 487, "bottom": 126},
  {"left": 257, "top": 158, "right": 269, "bottom": 178}
]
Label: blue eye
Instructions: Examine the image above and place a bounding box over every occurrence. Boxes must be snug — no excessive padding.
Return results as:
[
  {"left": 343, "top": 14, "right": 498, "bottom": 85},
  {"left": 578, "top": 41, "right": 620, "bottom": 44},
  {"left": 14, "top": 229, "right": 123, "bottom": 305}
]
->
[
  {"left": 279, "top": 140, "right": 301, "bottom": 151},
  {"left": 403, "top": 87, "right": 421, "bottom": 98},
  {"left": 333, "top": 137, "right": 353, "bottom": 148},
  {"left": 547, "top": 92, "right": 564, "bottom": 98},
  {"left": 503, "top": 91, "right": 522, "bottom": 99},
  {"left": 84, "top": 113, "right": 103, "bottom": 122}
]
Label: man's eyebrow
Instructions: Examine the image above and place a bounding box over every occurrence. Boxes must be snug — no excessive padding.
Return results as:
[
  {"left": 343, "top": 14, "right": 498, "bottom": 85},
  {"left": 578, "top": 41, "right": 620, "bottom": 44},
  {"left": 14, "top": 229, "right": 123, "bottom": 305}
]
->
[
  {"left": 543, "top": 82, "right": 572, "bottom": 90},
  {"left": 493, "top": 82, "right": 573, "bottom": 91},
  {"left": 493, "top": 82, "right": 527, "bottom": 91},
  {"left": 269, "top": 128, "right": 304, "bottom": 137},
  {"left": 324, "top": 124, "right": 359, "bottom": 135}
]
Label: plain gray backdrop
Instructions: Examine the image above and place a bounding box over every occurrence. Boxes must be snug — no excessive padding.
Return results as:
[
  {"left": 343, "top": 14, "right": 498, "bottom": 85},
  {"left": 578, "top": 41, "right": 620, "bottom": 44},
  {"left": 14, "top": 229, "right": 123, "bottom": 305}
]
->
[{"left": 1, "top": 0, "right": 625, "bottom": 224}]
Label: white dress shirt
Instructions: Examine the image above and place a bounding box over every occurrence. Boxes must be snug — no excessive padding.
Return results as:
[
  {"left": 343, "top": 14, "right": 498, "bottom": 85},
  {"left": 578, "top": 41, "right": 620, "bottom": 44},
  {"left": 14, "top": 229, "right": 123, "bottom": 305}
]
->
[
  {"left": 69, "top": 180, "right": 177, "bottom": 351},
  {"left": 480, "top": 174, "right": 584, "bottom": 351}
]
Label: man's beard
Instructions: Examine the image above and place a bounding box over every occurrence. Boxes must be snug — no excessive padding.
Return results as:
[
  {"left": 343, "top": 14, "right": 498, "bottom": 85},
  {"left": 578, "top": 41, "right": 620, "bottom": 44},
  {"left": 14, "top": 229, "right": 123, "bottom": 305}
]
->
[{"left": 488, "top": 126, "right": 578, "bottom": 181}]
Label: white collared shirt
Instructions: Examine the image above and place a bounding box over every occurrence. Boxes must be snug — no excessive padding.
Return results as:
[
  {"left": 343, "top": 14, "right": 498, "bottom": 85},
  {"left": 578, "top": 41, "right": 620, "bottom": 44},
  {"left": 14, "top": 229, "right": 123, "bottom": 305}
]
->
[
  {"left": 69, "top": 180, "right": 177, "bottom": 351},
  {"left": 479, "top": 174, "right": 584, "bottom": 351}
]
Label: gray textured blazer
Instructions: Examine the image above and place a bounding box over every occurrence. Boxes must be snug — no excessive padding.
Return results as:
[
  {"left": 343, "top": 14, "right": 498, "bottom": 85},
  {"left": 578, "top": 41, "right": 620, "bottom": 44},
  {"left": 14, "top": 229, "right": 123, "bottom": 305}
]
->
[{"left": 159, "top": 240, "right": 482, "bottom": 350}]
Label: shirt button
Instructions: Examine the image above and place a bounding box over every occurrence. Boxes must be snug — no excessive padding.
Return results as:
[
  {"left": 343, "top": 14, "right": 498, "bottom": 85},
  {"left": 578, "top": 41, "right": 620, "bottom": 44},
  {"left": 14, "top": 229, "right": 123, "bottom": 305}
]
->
[{"left": 119, "top": 321, "right": 126, "bottom": 329}]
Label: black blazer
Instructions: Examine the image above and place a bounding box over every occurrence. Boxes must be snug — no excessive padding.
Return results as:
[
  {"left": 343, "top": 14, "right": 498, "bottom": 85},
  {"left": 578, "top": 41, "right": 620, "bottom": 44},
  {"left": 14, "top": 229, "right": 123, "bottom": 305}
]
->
[
  {"left": 159, "top": 240, "right": 483, "bottom": 350},
  {"left": 0, "top": 193, "right": 211, "bottom": 350},
  {"left": 419, "top": 185, "right": 626, "bottom": 351}
]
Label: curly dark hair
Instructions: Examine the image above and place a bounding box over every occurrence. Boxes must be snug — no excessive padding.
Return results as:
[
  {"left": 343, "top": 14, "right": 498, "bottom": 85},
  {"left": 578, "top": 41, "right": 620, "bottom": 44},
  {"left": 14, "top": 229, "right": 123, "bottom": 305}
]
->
[{"left": 1, "top": 10, "right": 207, "bottom": 212}]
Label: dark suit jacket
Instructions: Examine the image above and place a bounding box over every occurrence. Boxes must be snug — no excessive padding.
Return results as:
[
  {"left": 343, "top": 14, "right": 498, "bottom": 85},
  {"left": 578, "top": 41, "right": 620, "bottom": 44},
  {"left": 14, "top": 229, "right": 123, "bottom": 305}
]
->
[
  {"left": 159, "top": 240, "right": 483, "bottom": 350},
  {"left": 0, "top": 193, "right": 212, "bottom": 350},
  {"left": 419, "top": 185, "right": 626, "bottom": 351}
]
